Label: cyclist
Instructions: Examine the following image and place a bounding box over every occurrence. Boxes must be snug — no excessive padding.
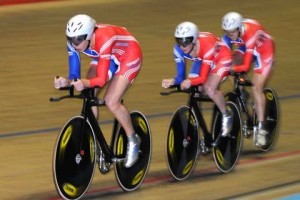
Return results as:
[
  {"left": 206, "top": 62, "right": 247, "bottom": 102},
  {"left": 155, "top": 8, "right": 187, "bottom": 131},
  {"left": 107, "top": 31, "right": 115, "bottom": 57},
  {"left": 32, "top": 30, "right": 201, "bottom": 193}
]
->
[
  {"left": 54, "top": 14, "right": 142, "bottom": 168},
  {"left": 220, "top": 15, "right": 250, "bottom": 103},
  {"left": 162, "top": 21, "right": 233, "bottom": 137},
  {"left": 221, "top": 12, "right": 275, "bottom": 147}
]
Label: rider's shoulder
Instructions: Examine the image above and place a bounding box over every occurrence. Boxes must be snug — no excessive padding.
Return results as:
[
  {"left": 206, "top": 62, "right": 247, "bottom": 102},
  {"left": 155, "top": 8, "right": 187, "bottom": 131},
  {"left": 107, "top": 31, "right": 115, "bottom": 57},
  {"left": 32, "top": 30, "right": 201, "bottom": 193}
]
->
[
  {"left": 221, "top": 34, "right": 231, "bottom": 42},
  {"left": 173, "top": 44, "right": 184, "bottom": 54}
]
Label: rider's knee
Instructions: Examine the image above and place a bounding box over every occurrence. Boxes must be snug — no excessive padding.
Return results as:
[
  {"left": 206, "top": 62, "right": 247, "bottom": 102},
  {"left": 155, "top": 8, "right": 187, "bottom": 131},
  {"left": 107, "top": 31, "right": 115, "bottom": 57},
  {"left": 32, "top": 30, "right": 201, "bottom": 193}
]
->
[
  {"left": 104, "top": 97, "right": 120, "bottom": 112},
  {"left": 204, "top": 84, "right": 215, "bottom": 97},
  {"left": 252, "top": 84, "right": 263, "bottom": 95}
]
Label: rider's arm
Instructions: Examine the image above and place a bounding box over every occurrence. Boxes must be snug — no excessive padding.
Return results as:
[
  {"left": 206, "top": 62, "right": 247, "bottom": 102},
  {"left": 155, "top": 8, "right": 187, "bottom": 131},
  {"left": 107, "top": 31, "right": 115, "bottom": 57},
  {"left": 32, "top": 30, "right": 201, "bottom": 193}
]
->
[
  {"left": 173, "top": 45, "right": 186, "bottom": 85},
  {"left": 67, "top": 42, "right": 81, "bottom": 80},
  {"left": 89, "top": 58, "right": 117, "bottom": 80},
  {"left": 88, "top": 30, "right": 114, "bottom": 88},
  {"left": 188, "top": 44, "right": 212, "bottom": 85},
  {"left": 235, "top": 45, "right": 246, "bottom": 57},
  {"left": 222, "top": 35, "right": 245, "bottom": 64},
  {"left": 189, "top": 63, "right": 210, "bottom": 85},
  {"left": 232, "top": 51, "right": 253, "bottom": 72},
  {"left": 89, "top": 57, "right": 110, "bottom": 87},
  {"left": 232, "top": 30, "right": 256, "bottom": 73},
  {"left": 75, "top": 57, "right": 115, "bottom": 89},
  {"left": 189, "top": 60, "right": 202, "bottom": 78}
]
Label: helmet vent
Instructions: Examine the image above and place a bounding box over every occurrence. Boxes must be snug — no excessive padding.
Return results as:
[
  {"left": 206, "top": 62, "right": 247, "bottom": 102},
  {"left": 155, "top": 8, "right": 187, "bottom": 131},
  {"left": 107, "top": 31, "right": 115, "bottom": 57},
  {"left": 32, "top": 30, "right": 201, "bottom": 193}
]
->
[
  {"left": 221, "top": 12, "right": 243, "bottom": 31},
  {"left": 66, "top": 14, "right": 96, "bottom": 39},
  {"left": 228, "top": 19, "right": 236, "bottom": 27},
  {"left": 174, "top": 21, "right": 198, "bottom": 43}
]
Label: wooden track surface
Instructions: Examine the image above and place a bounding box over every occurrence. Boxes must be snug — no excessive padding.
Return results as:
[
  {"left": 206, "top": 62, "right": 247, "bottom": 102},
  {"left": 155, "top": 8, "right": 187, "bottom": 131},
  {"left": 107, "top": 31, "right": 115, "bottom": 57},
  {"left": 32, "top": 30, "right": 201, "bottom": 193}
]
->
[{"left": 0, "top": 0, "right": 299, "bottom": 199}]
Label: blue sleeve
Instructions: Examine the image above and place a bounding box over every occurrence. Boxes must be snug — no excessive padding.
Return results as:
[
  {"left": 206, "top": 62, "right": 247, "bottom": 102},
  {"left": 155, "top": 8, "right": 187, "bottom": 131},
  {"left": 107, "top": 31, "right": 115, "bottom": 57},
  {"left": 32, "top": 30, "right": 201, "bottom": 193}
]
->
[
  {"left": 189, "top": 60, "right": 202, "bottom": 76},
  {"left": 90, "top": 57, "right": 117, "bottom": 76},
  {"left": 221, "top": 35, "right": 232, "bottom": 49},
  {"left": 222, "top": 35, "right": 246, "bottom": 53},
  {"left": 67, "top": 42, "right": 81, "bottom": 80},
  {"left": 173, "top": 45, "right": 186, "bottom": 85},
  {"left": 238, "top": 42, "right": 246, "bottom": 53},
  {"left": 67, "top": 42, "right": 117, "bottom": 80}
]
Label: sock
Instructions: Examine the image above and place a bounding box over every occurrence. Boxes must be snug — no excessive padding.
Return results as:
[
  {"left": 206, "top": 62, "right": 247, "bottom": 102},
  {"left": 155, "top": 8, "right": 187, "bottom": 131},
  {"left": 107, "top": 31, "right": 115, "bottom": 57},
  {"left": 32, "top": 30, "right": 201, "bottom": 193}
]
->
[
  {"left": 223, "top": 110, "right": 230, "bottom": 117},
  {"left": 128, "top": 133, "right": 137, "bottom": 143},
  {"left": 258, "top": 121, "right": 266, "bottom": 129}
]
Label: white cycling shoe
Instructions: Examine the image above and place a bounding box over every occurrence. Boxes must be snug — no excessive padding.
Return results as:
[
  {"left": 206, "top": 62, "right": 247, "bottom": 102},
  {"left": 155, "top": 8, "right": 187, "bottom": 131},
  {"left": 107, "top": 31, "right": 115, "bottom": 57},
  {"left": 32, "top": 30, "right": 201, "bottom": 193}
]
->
[
  {"left": 221, "top": 110, "right": 233, "bottom": 137},
  {"left": 255, "top": 128, "right": 268, "bottom": 147},
  {"left": 124, "top": 134, "right": 141, "bottom": 168}
]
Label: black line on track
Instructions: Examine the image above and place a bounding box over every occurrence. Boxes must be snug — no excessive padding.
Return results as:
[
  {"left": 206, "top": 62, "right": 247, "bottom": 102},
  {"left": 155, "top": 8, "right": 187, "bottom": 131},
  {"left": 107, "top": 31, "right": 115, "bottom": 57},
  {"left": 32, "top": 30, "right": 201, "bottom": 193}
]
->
[{"left": 0, "top": 93, "right": 299, "bottom": 139}]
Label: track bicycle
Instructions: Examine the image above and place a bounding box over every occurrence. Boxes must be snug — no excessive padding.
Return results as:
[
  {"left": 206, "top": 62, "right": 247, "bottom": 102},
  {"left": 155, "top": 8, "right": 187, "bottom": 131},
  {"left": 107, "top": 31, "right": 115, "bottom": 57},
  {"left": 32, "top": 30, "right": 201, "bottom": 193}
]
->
[
  {"left": 161, "top": 86, "right": 242, "bottom": 181},
  {"left": 225, "top": 72, "right": 279, "bottom": 151},
  {"left": 50, "top": 86, "right": 152, "bottom": 200}
]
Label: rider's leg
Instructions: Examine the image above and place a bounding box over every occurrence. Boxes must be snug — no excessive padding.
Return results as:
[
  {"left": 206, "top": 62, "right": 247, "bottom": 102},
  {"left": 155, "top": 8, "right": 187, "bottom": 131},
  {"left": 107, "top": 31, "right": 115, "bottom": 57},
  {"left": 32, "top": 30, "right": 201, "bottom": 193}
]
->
[
  {"left": 104, "top": 76, "right": 133, "bottom": 135},
  {"left": 204, "top": 73, "right": 226, "bottom": 113},
  {"left": 105, "top": 42, "right": 142, "bottom": 167},
  {"left": 204, "top": 73, "right": 232, "bottom": 136},
  {"left": 252, "top": 73, "right": 268, "bottom": 123},
  {"left": 104, "top": 75, "right": 140, "bottom": 168},
  {"left": 252, "top": 38, "right": 274, "bottom": 147},
  {"left": 252, "top": 73, "right": 268, "bottom": 146}
]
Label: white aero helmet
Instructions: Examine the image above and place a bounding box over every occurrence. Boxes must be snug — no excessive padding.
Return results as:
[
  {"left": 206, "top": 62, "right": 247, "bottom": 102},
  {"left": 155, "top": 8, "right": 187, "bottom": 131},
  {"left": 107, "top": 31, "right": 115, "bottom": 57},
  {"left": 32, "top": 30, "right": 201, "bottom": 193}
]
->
[
  {"left": 222, "top": 12, "right": 243, "bottom": 31},
  {"left": 174, "top": 21, "right": 199, "bottom": 46},
  {"left": 66, "top": 14, "right": 96, "bottom": 41}
]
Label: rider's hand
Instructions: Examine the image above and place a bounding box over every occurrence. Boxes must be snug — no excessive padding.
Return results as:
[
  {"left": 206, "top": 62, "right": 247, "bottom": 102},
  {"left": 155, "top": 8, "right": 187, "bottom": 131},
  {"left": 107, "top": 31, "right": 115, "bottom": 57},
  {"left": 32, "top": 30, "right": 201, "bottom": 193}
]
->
[
  {"left": 71, "top": 79, "right": 85, "bottom": 91},
  {"left": 54, "top": 76, "right": 68, "bottom": 89},
  {"left": 180, "top": 79, "right": 191, "bottom": 90},
  {"left": 162, "top": 78, "right": 175, "bottom": 88}
]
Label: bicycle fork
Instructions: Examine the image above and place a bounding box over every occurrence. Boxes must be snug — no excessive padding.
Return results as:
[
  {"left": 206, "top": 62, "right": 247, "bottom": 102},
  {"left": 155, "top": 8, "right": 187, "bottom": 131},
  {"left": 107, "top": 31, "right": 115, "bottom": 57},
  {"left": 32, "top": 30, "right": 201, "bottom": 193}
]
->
[
  {"left": 192, "top": 106, "right": 211, "bottom": 155},
  {"left": 237, "top": 93, "right": 254, "bottom": 138}
]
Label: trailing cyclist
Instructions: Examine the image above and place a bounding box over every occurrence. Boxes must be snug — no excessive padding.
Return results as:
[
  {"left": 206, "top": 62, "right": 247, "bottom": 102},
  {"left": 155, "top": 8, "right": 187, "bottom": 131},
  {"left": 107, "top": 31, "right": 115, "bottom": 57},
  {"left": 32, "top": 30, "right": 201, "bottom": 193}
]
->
[{"left": 221, "top": 12, "right": 275, "bottom": 147}]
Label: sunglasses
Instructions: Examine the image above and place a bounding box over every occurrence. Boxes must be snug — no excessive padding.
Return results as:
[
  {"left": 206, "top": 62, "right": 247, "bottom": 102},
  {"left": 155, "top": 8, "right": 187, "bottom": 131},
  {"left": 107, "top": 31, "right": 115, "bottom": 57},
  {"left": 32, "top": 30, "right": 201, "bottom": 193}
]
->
[
  {"left": 175, "top": 37, "right": 194, "bottom": 47},
  {"left": 67, "top": 34, "right": 87, "bottom": 46},
  {"left": 223, "top": 28, "right": 239, "bottom": 35}
]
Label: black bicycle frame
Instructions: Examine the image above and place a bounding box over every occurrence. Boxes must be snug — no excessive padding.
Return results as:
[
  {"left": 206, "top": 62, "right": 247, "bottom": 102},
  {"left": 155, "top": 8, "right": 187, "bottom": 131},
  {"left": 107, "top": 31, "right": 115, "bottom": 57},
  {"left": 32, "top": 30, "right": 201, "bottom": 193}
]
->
[
  {"left": 79, "top": 89, "right": 117, "bottom": 163},
  {"left": 232, "top": 73, "right": 253, "bottom": 127},
  {"left": 186, "top": 87, "right": 213, "bottom": 146}
]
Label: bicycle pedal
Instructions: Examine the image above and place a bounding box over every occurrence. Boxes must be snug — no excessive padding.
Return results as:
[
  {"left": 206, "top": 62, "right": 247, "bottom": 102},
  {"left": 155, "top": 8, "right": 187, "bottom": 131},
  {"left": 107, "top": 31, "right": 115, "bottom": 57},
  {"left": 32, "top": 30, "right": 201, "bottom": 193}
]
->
[
  {"left": 113, "top": 157, "right": 125, "bottom": 163},
  {"left": 198, "top": 145, "right": 210, "bottom": 155},
  {"left": 245, "top": 130, "right": 253, "bottom": 138},
  {"left": 227, "top": 134, "right": 236, "bottom": 139},
  {"left": 201, "top": 147, "right": 211, "bottom": 156},
  {"left": 211, "top": 142, "right": 217, "bottom": 147},
  {"left": 98, "top": 162, "right": 111, "bottom": 174},
  {"left": 198, "top": 139, "right": 209, "bottom": 153}
]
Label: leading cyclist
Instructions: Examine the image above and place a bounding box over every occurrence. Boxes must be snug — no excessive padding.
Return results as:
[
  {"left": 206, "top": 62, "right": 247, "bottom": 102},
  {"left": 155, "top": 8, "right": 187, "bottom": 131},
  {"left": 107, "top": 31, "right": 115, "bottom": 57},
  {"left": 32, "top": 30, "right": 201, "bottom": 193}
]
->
[{"left": 54, "top": 14, "right": 142, "bottom": 168}]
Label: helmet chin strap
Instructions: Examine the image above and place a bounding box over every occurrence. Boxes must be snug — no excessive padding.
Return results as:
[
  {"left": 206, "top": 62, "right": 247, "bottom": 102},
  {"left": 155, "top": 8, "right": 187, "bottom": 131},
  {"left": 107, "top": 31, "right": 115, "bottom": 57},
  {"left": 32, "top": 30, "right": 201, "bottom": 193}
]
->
[
  {"left": 86, "top": 30, "right": 96, "bottom": 50},
  {"left": 187, "top": 43, "right": 196, "bottom": 55},
  {"left": 238, "top": 25, "right": 244, "bottom": 37},
  {"left": 85, "top": 40, "right": 91, "bottom": 50}
]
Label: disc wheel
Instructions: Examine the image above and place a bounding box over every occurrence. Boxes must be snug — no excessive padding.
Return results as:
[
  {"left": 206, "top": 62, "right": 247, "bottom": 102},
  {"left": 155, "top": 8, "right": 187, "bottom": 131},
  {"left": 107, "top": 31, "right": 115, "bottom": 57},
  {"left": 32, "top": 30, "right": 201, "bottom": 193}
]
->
[
  {"left": 259, "top": 88, "right": 280, "bottom": 151},
  {"left": 114, "top": 111, "right": 151, "bottom": 191},
  {"left": 53, "top": 116, "right": 96, "bottom": 200},
  {"left": 212, "top": 102, "right": 242, "bottom": 173},
  {"left": 166, "top": 106, "right": 199, "bottom": 181}
]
